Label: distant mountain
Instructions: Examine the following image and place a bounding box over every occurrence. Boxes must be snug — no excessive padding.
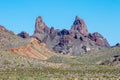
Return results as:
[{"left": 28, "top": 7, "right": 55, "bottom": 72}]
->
[
  {"left": 33, "top": 16, "right": 110, "bottom": 55},
  {"left": 0, "top": 16, "right": 120, "bottom": 79},
  {"left": 0, "top": 16, "right": 111, "bottom": 56}
]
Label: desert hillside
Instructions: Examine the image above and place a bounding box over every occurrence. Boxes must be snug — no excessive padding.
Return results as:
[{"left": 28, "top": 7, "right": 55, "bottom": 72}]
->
[{"left": 0, "top": 17, "right": 120, "bottom": 79}]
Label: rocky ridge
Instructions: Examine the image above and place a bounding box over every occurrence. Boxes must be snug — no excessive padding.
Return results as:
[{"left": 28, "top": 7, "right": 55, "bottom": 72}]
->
[
  {"left": 0, "top": 16, "right": 111, "bottom": 55},
  {"left": 0, "top": 25, "right": 56, "bottom": 60},
  {"left": 33, "top": 16, "right": 110, "bottom": 55},
  {"left": 0, "top": 25, "right": 29, "bottom": 51}
]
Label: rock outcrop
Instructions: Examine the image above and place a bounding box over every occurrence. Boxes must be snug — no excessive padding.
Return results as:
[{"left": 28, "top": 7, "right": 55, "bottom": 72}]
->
[
  {"left": 115, "top": 43, "right": 120, "bottom": 47},
  {"left": 18, "top": 31, "right": 30, "bottom": 38},
  {"left": 71, "top": 16, "right": 88, "bottom": 35},
  {"left": 8, "top": 38, "right": 54, "bottom": 60},
  {"left": 33, "top": 16, "right": 50, "bottom": 41},
  {"left": 32, "top": 16, "right": 110, "bottom": 55},
  {"left": 88, "top": 32, "right": 110, "bottom": 47},
  {"left": 100, "top": 55, "right": 120, "bottom": 66}
]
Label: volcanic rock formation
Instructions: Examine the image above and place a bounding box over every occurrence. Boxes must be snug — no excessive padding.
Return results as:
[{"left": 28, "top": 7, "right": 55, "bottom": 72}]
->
[
  {"left": 88, "top": 32, "right": 110, "bottom": 47},
  {"left": 33, "top": 16, "right": 50, "bottom": 41},
  {"left": 71, "top": 16, "right": 88, "bottom": 35},
  {"left": 18, "top": 31, "right": 30, "bottom": 38},
  {"left": 33, "top": 16, "right": 110, "bottom": 55}
]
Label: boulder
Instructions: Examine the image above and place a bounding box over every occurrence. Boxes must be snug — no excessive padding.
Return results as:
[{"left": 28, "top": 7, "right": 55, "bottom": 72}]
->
[{"left": 18, "top": 31, "right": 30, "bottom": 38}]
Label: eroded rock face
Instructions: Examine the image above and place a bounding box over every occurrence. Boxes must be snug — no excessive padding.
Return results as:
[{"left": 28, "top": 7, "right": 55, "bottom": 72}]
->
[
  {"left": 32, "top": 16, "right": 110, "bottom": 55},
  {"left": 33, "top": 16, "right": 50, "bottom": 41},
  {"left": 58, "top": 29, "right": 70, "bottom": 36},
  {"left": 18, "top": 31, "right": 30, "bottom": 38},
  {"left": 71, "top": 16, "right": 88, "bottom": 35},
  {"left": 7, "top": 38, "right": 54, "bottom": 60},
  {"left": 88, "top": 32, "right": 110, "bottom": 47},
  {"left": 49, "top": 27, "right": 56, "bottom": 40},
  {"left": 34, "top": 16, "right": 50, "bottom": 34}
]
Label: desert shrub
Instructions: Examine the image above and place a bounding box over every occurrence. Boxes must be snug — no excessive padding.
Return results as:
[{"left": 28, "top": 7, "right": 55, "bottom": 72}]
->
[{"left": 47, "top": 56, "right": 67, "bottom": 63}]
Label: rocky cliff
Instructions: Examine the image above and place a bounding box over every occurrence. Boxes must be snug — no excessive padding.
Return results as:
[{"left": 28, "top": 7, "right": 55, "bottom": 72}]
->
[
  {"left": 33, "top": 16, "right": 110, "bottom": 55},
  {"left": 33, "top": 16, "right": 50, "bottom": 41}
]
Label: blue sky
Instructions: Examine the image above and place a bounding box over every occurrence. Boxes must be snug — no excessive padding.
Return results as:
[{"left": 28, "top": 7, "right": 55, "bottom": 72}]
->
[{"left": 0, "top": 0, "right": 120, "bottom": 46}]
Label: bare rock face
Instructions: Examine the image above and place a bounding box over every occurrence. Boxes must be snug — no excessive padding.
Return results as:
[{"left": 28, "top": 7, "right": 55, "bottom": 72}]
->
[
  {"left": 8, "top": 38, "right": 54, "bottom": 60},
  {"left": 88, "top": 32, "right": 110, "bottom": 47},
  {"left": 49, "top": 27, "right": 56, "bottom": 40},
  {"left": 58, "top": 29, "right": 70, "bottom": 36},
  {"left": 32, "top": 16, "right": 110, "bottom": 55},
  {"left": 71, "top": 16, "right": 88, "bottom": 35},
  {"left": 33, "top": 16, "right": 50, "bottom": 41},
  {"left": 34, "top": 16, "right": 50, "bottom": 34},
  {"left": 18, "top": 31, "right": 30, "bottom": 38}
]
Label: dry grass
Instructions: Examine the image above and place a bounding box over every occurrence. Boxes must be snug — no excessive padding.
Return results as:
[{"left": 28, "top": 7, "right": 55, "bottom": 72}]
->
[{"left": 0, "top": 47, "right": 120, "bottom": 79}]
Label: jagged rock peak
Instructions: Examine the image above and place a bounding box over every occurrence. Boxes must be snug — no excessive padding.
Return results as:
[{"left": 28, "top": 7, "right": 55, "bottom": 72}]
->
[
  {"left": 18, "top": 31, "right": 30, "bottom": 38},
  {"left": 71, "top": 16, "right": 88, "bottom": 35},
  {"left": 32, "top": 16, "right": 110, "bottom": 55},
  {"left": 34, "top": 16, "right": 50, "bottom": 34},
  {"left": 36, "top": 16, "right": 42, "bottom": 22},
  {"left": 35, "top": 16, "right": 45, "bottom": 31},
  {"left": 33, "top": 16, "right": 50, "bottom": 41}
]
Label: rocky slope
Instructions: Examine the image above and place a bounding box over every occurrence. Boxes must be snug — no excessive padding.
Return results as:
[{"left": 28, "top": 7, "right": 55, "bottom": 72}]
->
[
  {"left": 0, "top": 25, "right": 56, "bottom": 60},
  {"left": 0, "top": 25, "right": 30, "bottom": 51},
  {"left": 7, "top": 38, "right": 55, "bottom": 60},
  {"left": 0, "top": 16, "right": 111, "bottom": 56},
  {"left": 33, "top": 16, "right": 110, "bottom": 55}
]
